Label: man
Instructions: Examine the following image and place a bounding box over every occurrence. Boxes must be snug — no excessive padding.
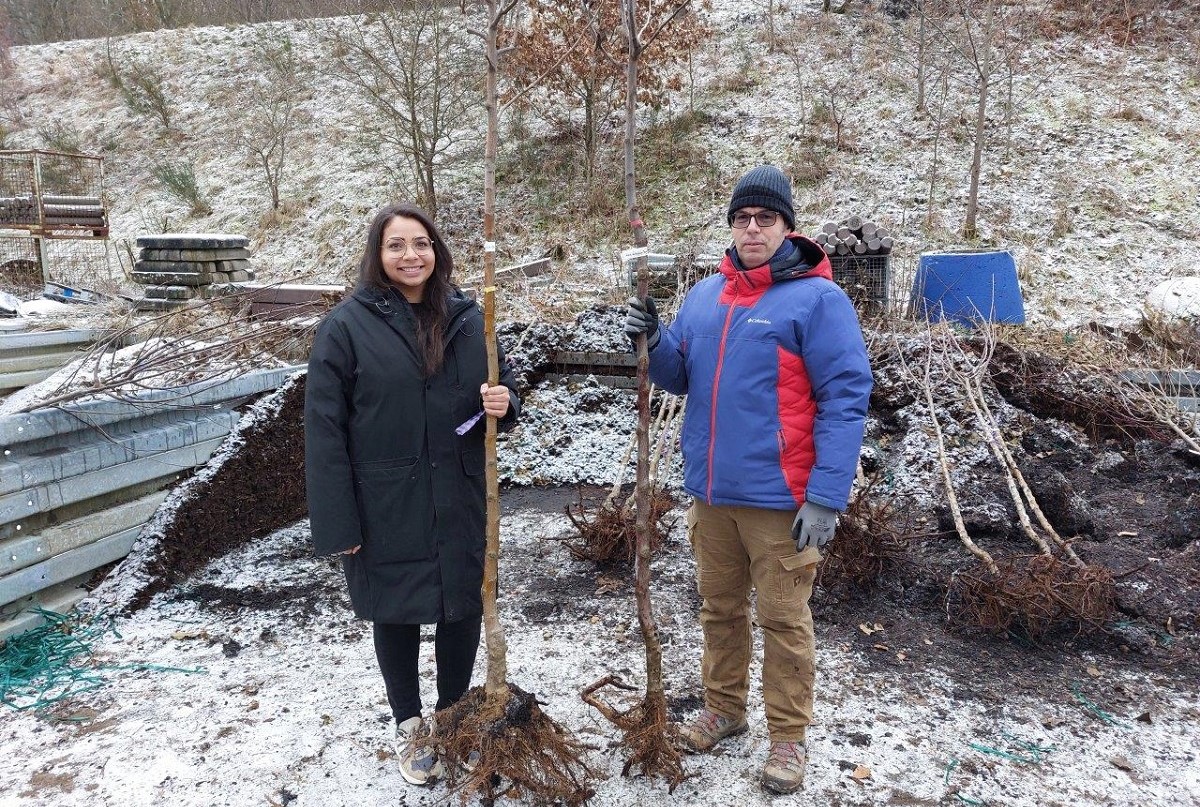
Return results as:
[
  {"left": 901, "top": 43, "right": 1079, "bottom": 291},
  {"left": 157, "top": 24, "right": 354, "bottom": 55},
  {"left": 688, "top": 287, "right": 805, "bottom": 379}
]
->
[{"left": 624, "top": 164, "right": 872, "bottom": 794}]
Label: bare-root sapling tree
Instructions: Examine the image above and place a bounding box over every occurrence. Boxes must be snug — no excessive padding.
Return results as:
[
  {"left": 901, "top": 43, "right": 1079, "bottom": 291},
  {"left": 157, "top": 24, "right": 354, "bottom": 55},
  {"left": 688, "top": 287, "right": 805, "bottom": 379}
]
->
[
  {"left": 579, "top": 0, "right": 694, "bottom": 792},
  {"left": 419, "top": 3, "right": 595, "bottom": 804}
]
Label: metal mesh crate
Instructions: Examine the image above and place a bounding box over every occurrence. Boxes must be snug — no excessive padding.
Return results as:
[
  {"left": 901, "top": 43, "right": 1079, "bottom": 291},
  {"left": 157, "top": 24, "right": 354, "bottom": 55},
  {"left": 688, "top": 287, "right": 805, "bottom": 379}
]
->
[
  {"left": 829, "top": 253, "right": 889, "bottom": 309},
  {"left": 626, "top": 253, "right": 720, "bottom": 302},
  {"left": 0, "top": 234, "right": 117, "bottom": 296},
  {"left": 0, "top": 150, "right": 108, "bottom": 237},
  {"left": 0, "top": 234, "right": 42, "bottom": 295},
  {"left": 41, "top": 237, "right": 115, "bottom": 289}
]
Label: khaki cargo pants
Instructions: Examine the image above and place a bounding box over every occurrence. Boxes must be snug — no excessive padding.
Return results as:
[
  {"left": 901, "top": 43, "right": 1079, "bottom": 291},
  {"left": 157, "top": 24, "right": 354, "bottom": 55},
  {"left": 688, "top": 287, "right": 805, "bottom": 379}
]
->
[{"left": 686, "top": 499, "right": 821, "bottom": 743}]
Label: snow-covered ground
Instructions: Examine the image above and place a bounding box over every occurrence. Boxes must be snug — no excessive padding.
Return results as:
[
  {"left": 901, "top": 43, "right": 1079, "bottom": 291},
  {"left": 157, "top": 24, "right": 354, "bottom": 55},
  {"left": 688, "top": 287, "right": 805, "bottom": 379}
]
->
[
  {"left": 3, "top": 510, "right": 1197, "bottom": 807},
  {"left": 3, "top": 3, "right": 1200, "bottom": 806}
]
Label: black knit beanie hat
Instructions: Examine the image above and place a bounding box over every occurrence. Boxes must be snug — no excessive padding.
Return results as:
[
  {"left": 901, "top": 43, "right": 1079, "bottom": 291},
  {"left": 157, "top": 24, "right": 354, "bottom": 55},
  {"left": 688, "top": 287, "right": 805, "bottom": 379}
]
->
[{"left": 727, "top": 165, "right": 795, "bottom": 230}]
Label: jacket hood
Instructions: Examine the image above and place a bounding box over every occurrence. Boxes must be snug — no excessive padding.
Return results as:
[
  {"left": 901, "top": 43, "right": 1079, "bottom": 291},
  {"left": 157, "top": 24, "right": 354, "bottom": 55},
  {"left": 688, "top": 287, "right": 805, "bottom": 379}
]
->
[{"left": 719, "top": 234, "right": 833, "bottom": 292}]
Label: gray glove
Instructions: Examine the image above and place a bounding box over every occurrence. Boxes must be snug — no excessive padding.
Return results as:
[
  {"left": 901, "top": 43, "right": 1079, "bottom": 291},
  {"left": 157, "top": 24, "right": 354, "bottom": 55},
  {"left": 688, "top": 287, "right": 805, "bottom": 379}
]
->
[
  {"left": 624, "top": 296, "right": 660, "bottom": 351},
  {"left": 792, "top": 501, "right": 838, "bottom": 551}
]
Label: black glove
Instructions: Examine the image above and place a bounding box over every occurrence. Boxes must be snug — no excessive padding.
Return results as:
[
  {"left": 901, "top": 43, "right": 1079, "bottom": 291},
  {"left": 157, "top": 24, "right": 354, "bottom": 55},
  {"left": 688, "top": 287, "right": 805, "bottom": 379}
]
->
[
  {"left": 624, "top": 296, "right": 660, "bottom": 350},
  {"left": 792, "top": 501, "right": 838, "bottom": 551}
]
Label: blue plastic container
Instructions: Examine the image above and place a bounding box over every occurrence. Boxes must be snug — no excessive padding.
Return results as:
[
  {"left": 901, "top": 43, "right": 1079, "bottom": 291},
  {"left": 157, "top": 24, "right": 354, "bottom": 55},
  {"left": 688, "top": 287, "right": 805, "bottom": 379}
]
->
[{"left": 911, "top": 249, "right": 1025, "bottom": 326}]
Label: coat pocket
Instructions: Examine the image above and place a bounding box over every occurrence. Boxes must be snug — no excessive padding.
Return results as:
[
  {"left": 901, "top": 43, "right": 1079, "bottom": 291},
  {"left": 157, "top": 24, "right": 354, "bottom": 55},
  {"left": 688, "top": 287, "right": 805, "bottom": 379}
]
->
[
  {"left": 352, "top": 457, "right": 432, "bottom": 562},
  {"left": 460, "top": 444, "right": 485, "bottom": 477},
  {"left": 352, "top": 456, "right": 419, "bottom": 478}
]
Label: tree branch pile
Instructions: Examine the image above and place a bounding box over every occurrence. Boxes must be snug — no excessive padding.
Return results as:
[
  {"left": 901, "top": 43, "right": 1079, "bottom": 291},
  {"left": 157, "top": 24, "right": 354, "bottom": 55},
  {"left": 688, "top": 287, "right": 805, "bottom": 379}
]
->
[
  {"left": 987, "top": 339, "right": 1185, "bottom": 444},
  {"left": 883, "top": 322, "right": 1119, "bottom": 637},
  {"left": 564, "top": 389, "right": 682, "bottom": 567}
]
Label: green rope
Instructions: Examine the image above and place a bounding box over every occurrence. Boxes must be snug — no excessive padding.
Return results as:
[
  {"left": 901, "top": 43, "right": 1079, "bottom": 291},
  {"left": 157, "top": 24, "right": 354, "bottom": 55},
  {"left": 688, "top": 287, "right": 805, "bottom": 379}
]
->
[
  {"left": 1070, "top": 684, "right": 1123, "bottom": 727},
  {"left": 1, "top": 608, "right": 205, "bottom": 716},
  {"left": 963, "top": 732, "right": 1056, "bottom": 767},
  {"left": 1002, "top": 733, "right": 1055, "bottom": 763},
  {"left": 968, "top": 742, "right": 1038, "bottom": 764}
]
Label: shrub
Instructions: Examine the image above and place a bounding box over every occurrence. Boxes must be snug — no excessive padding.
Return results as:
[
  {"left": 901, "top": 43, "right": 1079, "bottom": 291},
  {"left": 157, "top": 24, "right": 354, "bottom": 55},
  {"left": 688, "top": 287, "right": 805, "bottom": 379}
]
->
[{"left": 152, "top": 161, "right": 211, "bottom": 216}]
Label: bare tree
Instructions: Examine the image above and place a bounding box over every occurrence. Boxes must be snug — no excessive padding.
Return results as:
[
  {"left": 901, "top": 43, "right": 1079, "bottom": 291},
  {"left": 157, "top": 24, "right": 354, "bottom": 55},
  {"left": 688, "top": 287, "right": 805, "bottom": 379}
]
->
[
  {"left": 905, "top": 0, "right": 1052, "bottom": 239},
  {"left": 322, "top": 1, "right": 481, "bottom": 216},
  {"left": 958, "top": 0, "right": 996, "bottom": 240},
  {"left": 504, "top": 0, "right": 707, "bottom": 187},
  {"left": 231, "top": 31, "right": 309, "bottom": 213}
]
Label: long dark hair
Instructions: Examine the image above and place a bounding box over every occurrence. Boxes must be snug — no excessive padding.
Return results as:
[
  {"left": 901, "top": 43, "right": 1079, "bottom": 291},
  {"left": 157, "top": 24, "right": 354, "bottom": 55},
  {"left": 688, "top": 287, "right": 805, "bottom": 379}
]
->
[{"left": 357, "top": 203, "right": 454, "bottom": 376}]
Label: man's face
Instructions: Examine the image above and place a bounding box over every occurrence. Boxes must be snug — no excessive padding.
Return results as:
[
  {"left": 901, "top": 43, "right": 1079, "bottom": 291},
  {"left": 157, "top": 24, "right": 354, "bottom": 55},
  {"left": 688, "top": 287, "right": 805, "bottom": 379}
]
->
[{"left": 732, "top": 206, "right": 790, "bottom": 268}]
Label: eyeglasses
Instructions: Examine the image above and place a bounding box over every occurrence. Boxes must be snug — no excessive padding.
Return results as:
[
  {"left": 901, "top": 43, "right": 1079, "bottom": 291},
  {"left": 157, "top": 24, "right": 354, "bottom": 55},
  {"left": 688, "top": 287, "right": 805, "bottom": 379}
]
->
[
  {"left": 731, "top": 210, "right": 779, "bottom": 229},
  {"left": 384, "top": 237, "right": 434, "bottom": 254}
]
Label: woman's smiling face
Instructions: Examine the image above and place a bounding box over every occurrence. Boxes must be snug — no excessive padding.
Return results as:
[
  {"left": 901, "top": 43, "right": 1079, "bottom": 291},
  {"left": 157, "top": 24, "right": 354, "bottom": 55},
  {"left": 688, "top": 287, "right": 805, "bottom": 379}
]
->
[{"left": 380, "top": 215, "right": 436, "bottom": 303}]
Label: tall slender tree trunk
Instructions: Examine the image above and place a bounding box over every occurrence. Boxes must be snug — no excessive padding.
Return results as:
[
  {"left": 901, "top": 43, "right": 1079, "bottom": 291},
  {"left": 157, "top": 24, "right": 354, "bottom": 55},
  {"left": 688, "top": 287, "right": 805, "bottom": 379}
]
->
[
  {"left": 915, "top": 1, "right": 927, "bottom": 114},
  {"left": 584, "top": 85, "right": 596, "bottom": 186},
  {"left": 963, "top": 0, "right": 995, "bottom": 240},
  {"left": 622, "top": 0, "right": 664, "bottom": 701},
  {"left": 480, "top": 0, "right": 507, "bottom": 697}
]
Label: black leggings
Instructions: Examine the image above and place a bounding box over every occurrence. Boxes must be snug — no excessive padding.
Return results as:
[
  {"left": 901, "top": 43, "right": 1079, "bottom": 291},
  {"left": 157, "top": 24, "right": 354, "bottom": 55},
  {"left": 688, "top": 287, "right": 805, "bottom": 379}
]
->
[{"left": 372, "top": 615, "right": 482, "bottom": 724}]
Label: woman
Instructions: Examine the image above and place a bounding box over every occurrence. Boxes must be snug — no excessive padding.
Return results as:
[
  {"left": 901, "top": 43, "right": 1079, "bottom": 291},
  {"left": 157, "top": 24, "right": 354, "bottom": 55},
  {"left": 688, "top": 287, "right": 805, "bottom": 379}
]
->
[{"left": 304, "top": 202, "right": 520, "bottom": 786}]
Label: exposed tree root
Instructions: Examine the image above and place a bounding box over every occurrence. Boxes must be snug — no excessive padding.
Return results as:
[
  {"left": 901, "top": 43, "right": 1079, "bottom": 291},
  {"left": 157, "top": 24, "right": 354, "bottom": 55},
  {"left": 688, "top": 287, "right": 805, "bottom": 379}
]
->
[
  {"left": 817, "top": 485, "right": 908, "bottom": 594},
  {"left": 988, "top": 340, "right": 1175, "bottom": 443},
  {"left": 430, "top": 683, "right": 596, "bottom": 806},
  {"left": 947, "top": 555, "right": 1115, "bottom": 639},
  {"left": 563, "top": 489, "right": 675, "bottom": 567},
  {"left": 581, "top": 675, "right": 689, "bottom": 793}
]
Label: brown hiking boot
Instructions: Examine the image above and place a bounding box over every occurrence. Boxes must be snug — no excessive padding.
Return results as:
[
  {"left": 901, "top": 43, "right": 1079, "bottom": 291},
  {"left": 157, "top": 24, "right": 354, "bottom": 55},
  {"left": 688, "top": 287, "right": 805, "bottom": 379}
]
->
[
  {"left": 678, "top": 708, "right": 748, "bottom": 752},
  {"left": 761, "top": 741, "right": 807, "bottom": 794}
]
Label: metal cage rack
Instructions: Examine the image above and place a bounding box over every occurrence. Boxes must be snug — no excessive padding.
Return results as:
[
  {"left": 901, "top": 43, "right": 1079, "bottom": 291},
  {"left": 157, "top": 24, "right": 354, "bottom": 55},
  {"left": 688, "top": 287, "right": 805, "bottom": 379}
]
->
[
  {"left": 1, "top": 233, "right": 116, "bottom": 297},
  {"left": 830, "top": 253, "right": 890, "bottom": 309},
  {"left": 0, "top": 150, "right": 108, "bottom": 238}
]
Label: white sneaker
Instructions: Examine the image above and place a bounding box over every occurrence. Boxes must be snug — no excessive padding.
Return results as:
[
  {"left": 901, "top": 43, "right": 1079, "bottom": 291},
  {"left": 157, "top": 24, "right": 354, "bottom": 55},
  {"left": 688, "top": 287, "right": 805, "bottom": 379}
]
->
[{"left": 396, "top": 716, "right": 444, "bottom": 785}]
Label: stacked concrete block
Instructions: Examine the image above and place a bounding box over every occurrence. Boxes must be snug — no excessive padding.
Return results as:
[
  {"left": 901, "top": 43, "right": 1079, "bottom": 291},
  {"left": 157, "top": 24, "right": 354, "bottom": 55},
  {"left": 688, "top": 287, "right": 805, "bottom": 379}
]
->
[{"left": 131, "top": 233, "right": 256, "bottom": 311}]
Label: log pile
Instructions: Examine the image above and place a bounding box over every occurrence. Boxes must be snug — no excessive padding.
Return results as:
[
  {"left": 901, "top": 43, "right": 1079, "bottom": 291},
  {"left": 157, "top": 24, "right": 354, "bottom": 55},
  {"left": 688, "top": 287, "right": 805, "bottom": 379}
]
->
[
  {"left": 0, "top": 197, "right": 36, "bottom": 226},
  {"left": 0, "top": 196, "right": 108, "bottom": 235},
  {"left": 130, "top": 233, "right": 256, "bottom": 311},
  {"left": 813, "top": 215, "right": 894, "bottom": 257},
  {"left": 811, "top": 216, "right": 893, "bottom": 307}
]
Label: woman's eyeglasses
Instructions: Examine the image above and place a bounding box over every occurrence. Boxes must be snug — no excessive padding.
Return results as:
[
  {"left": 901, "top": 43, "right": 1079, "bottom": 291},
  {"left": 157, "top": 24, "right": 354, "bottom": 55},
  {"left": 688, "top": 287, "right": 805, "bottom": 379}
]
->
[
  {"left": 731, "top": 210, "right": 778, "bottom": 229},
  {"left": 385, "top": 237, "right": 434, "bottom": 254}
]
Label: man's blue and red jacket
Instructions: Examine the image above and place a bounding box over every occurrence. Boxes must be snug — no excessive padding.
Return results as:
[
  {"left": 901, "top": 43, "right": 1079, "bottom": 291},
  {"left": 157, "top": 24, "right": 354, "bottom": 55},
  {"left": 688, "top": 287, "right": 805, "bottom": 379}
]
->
[{"left": 647, "top": 234, "right": 873, "bottom": 512}]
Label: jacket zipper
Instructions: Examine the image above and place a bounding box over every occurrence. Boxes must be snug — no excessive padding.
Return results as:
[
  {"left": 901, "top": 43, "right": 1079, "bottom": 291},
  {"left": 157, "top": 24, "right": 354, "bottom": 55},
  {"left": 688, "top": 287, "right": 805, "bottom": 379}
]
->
[{"left": 706, "top": 297, "right": 739, "bottom": 504}]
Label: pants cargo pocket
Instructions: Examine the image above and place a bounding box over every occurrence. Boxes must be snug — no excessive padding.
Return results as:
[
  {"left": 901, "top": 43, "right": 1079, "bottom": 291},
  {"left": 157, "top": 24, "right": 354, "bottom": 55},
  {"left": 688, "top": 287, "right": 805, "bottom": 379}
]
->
[
  {"left": 761, "top": 553, "right": 817, "bottom": 624},
  {"left": 688, "top": 504, "right": 745, "bottom": 599}
]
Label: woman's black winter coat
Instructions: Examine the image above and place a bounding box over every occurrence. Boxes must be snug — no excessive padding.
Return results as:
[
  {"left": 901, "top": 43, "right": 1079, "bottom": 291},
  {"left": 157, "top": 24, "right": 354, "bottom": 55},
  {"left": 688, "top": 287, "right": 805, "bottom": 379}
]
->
[{"left": 304, "top": 285, "right": 520, "bottom": 625}]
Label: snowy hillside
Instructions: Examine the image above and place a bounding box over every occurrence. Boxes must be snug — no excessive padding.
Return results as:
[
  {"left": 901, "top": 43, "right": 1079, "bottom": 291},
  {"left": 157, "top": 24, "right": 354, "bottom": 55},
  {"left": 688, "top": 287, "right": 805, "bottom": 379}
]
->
[{"left": 3, "top": 0, "right": 1197, "bottom": 328}]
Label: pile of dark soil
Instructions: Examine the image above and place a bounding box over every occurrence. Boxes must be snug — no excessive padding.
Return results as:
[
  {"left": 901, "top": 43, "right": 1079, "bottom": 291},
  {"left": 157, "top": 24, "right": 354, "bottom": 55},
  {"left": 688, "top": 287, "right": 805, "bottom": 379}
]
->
[{"left": 124, "top": 374, "right": 309, "bottom": 611}]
